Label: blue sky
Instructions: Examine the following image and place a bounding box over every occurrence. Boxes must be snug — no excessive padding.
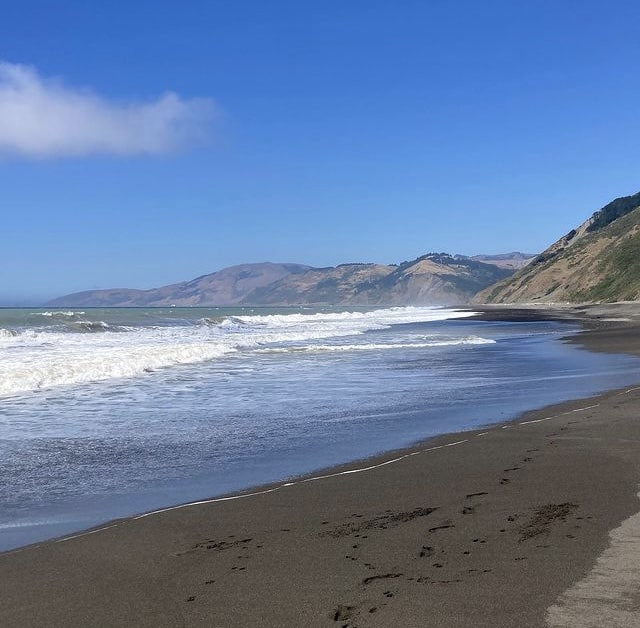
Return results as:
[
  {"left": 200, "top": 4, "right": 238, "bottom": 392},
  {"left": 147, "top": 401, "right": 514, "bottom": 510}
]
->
[{"left": 1, "top": 1, "right": 640, "bottom": 303}]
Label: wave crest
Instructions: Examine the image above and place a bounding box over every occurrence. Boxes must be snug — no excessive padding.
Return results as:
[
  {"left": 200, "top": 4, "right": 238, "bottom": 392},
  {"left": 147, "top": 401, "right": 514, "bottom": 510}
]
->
[{"left": 35, "top": 311, "right": 85, "bottom": 318}]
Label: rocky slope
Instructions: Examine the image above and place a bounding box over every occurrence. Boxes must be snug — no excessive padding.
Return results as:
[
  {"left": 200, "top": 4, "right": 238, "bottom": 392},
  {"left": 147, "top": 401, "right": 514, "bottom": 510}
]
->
[
  {"left": 49, "top": 254, "right": 512, "bottom": 307},
  {"left": 476, "top": 191, "right": 640, "bottom": 304},
  {"left": 469, "top": 252, "right": 535, "bottom": 270}
]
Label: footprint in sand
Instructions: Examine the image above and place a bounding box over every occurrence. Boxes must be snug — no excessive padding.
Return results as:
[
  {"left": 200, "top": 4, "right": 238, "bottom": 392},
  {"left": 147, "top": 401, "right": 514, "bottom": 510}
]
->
[
  {"left": 362, "top": 573, "right": 403, "bottom": 585},
  {"left": 333, "top": 604, "right": 356, "bottom": 622}
]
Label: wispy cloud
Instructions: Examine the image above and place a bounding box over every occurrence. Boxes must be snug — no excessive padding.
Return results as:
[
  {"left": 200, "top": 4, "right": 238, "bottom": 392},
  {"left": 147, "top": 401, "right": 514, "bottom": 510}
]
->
[{"left": 0, "top": 62, "right": 216, "bottom": 157}]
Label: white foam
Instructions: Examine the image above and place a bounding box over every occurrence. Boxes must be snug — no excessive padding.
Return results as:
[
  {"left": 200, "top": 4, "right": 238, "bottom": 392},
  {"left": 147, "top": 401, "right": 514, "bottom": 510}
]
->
[
  {"left": 0, "top": 307, "right": 479, "bottom": 397},
  {"left": 255, "top": 336, "right": 494, "bottom": 354},
  {"left": 35, "top": 311, "right": 85, "bottom": 318}
]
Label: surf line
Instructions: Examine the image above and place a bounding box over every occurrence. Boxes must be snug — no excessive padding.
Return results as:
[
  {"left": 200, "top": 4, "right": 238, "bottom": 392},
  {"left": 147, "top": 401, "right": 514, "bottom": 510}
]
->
[
  {"left": 56, "top": 524, "right": 119, "bottom": 543},
  {"left": 101, "top": 440, "right": 473, "bottom": 524},
  {"left": 518, "top": 404, "right": 599, "bottom": 426},
  {"left": 33, "top": 436, "right": 478, "bottom": 547},
  {"left": 48, "top": 404, "right": 598, "bottom": 545}
]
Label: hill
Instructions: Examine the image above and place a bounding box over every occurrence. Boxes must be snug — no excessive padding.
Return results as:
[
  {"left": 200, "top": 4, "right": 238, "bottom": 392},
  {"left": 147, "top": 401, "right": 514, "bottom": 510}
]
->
[
  {"left": 476, "top": 191, "right": 640, "bottom": 304},
  {"left": 49, "top": 254, "right": 512, "bottom": 307},
  {"left": 47, "top": 263, "right": 312, "bottom": 307},
  {"left": 241, "top": 254, "right": 512, "bottom": 306}
]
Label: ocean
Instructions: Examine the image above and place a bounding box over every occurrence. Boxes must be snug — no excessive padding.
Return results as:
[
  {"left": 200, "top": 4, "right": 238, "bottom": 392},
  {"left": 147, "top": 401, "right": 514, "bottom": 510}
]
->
[{"left": 2, "top": 305, "right": 640, "bottom": 552}]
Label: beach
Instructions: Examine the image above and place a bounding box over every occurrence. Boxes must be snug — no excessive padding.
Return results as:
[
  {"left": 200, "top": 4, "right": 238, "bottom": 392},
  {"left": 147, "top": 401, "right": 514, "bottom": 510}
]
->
[{"left": 2, "top": 306, "right": 640, "bottom": 627}]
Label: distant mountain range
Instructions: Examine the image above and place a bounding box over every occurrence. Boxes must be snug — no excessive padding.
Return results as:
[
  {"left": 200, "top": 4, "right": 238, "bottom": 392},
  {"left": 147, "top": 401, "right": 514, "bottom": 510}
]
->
[
  {"left": 51, "top": 187, "right": 640, "bottom": 308},
  {"left": 476, "top": 191, "right": 640, "bottom": 304},
  {"left": 48, "top": 253, "right": 529, "bottom": 307}
]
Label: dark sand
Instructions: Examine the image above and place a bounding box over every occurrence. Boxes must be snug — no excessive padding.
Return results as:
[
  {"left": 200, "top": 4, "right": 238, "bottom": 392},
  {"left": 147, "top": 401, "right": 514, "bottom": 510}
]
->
[{"left": 3, "top": 305, "right": 640, "bottom": 627}]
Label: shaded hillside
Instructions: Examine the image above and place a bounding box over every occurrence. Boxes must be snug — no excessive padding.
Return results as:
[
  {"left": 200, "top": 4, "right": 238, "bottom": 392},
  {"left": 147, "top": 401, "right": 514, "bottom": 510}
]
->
[
  {"left": 469, "top": 252, "right": 535, "bottom": 270},
  {"left": 242, "top": 254, "right": 512, "bottom": 306},
  {"left": 48, "top": 263, "right": 311, "bottom": 307},
  {"left": 476, "top": 191, "right": 640, "bottom": 304},
  {"left": 47, "top": 288, "right": 150, "bottom": 308}
]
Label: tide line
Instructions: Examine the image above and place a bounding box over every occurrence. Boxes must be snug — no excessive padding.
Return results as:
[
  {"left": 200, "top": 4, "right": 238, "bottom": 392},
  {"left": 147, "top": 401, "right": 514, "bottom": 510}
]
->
[
  {"left": 519, "top": 404, "right": 599, "bottom": 426},
  {"left": 56, "top": 523, "right": 119, "bottom": 543},
  {"left": 563, "top": 404, "right": 600, "bottom": 414},
  {"left": 519, "top": 416, "right": 554, "bottom": 426},
  {"left": 133, "top": 487, "right": 283, "bottom": 520},
  {"left": 59, "top": 438, "right": 477, "bottom": 536},
  {"left": 45, "top": 403, "right": 601, "bottom": 546}
]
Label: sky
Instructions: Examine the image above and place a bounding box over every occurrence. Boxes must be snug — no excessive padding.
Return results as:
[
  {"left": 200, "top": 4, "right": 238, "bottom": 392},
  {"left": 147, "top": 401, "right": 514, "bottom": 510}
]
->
[{"left": 1, "top": 1, "right": 640, "bottom": 304}]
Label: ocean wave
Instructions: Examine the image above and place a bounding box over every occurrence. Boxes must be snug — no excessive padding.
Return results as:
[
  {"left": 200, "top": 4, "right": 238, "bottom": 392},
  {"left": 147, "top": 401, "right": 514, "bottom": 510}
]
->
[
  {"left": 0, "top": 306, "right": 479, "bottom": 397},
  {"left": 236, "top": 306, "right": 473, "bottom": 328},
  {"left": 73, "top": 321, "right": 111, "bottom": 333},
  {"left": 197, "top": 317, "right": 219, "bottom": 327},
  {"left": 0, "top": 340, "right": 235, "bottom": 397},
  {"left": 35, "top": 311, "right": 85, "bottom": 318},
  {"left": 197, "top": 316, "right": 252, "bottom": 329},
  {"left": 218, "top": 316, "right": 251, "bottom": 328},
  {"left": 254, "top": 336, "right": 495, "bottom": 354}
]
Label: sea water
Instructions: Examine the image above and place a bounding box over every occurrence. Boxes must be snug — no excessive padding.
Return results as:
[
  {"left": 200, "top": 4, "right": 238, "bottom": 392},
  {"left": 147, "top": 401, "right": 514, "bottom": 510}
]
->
[{"left": 1, "top": 305, "right": 640, "bottom": 551}]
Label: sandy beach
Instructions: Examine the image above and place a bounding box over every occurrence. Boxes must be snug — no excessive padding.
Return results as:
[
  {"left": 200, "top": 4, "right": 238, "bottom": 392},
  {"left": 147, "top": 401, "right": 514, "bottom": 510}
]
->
[{"left": 2, "top": 305, "right": 640, "bottom": 627}]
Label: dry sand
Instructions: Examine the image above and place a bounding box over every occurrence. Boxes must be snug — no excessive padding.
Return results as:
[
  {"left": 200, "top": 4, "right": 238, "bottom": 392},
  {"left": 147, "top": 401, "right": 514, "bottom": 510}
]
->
[{"left": 2, "top": 305, "right": 640, "bottom": 627}]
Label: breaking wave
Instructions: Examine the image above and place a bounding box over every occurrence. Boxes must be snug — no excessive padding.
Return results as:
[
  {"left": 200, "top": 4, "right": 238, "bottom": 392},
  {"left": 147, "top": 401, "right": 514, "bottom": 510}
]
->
[
  {"left": 254, "top": 336, "right": 495, "bottom": 354},
  {"left": 35, "top": 311, "right": 85, "bottom": 318},
  {"left": 74, "top": 321, "right": 111, "bottom": 333},
  {"left": 0, "top": 306, "right": 480, "bottom": 397}
]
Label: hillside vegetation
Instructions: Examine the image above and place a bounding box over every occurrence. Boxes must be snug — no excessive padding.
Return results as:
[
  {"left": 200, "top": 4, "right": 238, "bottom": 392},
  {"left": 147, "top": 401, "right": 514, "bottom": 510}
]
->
[{"left": 476, "top": 191, "right": 640, "bottom": 304}]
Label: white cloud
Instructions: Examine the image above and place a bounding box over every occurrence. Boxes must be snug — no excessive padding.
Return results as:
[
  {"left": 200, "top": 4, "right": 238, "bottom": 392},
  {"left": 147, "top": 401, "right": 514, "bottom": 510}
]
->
[{"left": 0, "top": 62, "right": 216, "bottom": 157}]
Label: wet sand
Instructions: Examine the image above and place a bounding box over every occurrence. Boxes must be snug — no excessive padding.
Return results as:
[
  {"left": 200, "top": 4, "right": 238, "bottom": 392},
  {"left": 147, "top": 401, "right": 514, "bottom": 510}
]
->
[{"left": 2, "top": 305, "right": 640, "bottom": 627}]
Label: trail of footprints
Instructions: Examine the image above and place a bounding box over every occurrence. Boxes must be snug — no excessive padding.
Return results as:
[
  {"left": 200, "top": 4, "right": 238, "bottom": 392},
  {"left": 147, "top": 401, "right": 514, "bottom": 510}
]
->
[{"left": 330, "top": 424, "right": 589, "bottom": 626}]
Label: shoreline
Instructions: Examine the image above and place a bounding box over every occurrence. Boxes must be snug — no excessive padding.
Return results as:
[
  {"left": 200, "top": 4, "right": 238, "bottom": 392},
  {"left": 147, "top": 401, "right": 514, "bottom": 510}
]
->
[
  {"left": 3, "top": 304, "right": 640, "bottom": 626},
  {"left": 0, "top": 303, "right": 624, "bottom": 556}
]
